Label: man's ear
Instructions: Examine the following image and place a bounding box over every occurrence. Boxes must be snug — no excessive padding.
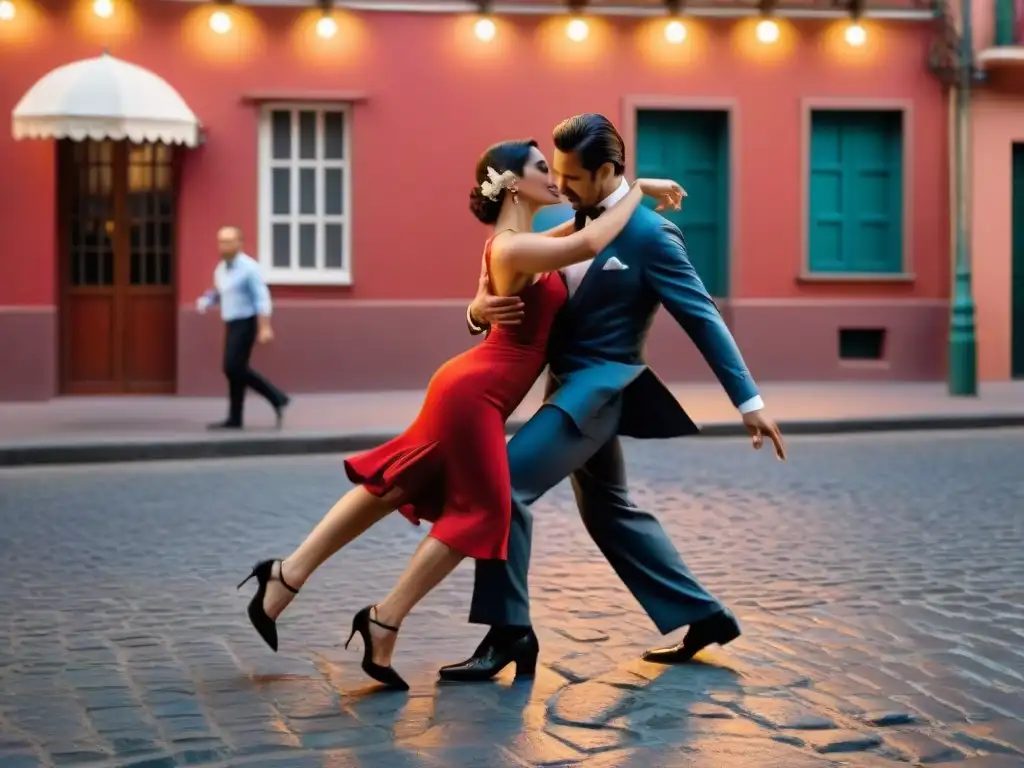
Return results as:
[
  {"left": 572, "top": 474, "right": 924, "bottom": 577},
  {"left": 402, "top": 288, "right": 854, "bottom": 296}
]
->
[{"left": 594, "top": 162, "right": 614, "bottom": 187}]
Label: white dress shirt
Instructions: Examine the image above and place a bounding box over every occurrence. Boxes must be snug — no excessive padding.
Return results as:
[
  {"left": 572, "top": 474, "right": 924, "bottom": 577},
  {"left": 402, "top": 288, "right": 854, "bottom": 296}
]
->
[
  {"left": 472, "top": 179, "right": 764, "bottom": 415},
  {"left": 561, "top": 179, "right": 631, "bottom": 298}
]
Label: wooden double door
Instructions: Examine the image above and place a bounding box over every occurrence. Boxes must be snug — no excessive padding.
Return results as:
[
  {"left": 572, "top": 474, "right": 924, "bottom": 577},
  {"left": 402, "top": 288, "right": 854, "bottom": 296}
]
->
[{"left": 58, "top": 140, "right": 178, "bottom": 394}]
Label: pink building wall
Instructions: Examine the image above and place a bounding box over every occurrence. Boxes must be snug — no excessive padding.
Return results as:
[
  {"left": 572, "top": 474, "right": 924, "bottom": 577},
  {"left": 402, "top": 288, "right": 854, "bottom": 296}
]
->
[
  {"left": 0, "top": 0, "right": 950, "bottom": 399},
  {"left": 965, "top": 0, "right": 1024, "bottom": 380},
  {"left": 971, "top": 92, "right": 1021, "bottom": 380}
]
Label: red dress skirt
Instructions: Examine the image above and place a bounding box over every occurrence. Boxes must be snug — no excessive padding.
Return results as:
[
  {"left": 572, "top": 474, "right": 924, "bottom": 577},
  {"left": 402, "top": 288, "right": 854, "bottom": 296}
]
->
[{"left": 345, "top": 242, "right": 567, "bottom": 560}]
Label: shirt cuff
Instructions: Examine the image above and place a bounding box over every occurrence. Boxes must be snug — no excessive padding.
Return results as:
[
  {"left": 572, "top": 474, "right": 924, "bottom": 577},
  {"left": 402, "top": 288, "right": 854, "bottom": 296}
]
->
[
  {"left": 737, "top": 395, "right": 764, "bottom": 414},
  {"left": 467, "top": 305, "right": 483, "bottom": 333}
]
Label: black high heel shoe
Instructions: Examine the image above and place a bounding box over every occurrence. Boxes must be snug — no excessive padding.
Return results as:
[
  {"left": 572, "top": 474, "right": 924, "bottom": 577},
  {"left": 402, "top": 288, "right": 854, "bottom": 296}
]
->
[
  {"left": 237, "top": 559, "right": 299, "bottom": 652},
  {"left": 345, "top": 606, "right": 409, "bottom": 691}
]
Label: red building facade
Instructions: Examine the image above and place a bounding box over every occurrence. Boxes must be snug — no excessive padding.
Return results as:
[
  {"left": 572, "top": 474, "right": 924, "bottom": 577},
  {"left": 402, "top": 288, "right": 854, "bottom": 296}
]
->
[{"left": 0, "top": 0, "right": 948, "bottom": 401}]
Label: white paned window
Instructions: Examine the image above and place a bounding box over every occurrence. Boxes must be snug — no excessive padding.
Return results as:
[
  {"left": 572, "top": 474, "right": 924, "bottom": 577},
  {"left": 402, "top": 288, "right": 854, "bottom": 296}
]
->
[{"left": 257, "top": 103, "right": 352, "bottom": 284}]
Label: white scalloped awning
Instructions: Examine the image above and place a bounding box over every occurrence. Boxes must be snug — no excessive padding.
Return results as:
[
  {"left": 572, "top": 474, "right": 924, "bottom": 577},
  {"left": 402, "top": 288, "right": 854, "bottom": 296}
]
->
[
  {"left": 11, "top": 52, "right": 200, "bottom": 147},
  {"left": 978, "top": 47, "right": 1024, "bottom": 68}
]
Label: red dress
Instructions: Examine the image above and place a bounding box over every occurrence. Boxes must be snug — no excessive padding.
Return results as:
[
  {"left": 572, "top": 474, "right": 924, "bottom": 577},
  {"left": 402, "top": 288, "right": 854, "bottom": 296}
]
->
[{"left": 344, "top": 237, "right": 568, "bottom": 560}]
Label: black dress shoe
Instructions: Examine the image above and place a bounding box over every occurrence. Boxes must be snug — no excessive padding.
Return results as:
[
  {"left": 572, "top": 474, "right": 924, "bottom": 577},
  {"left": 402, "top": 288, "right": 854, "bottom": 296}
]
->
[
  {"left": 438, "top": 627, "right": 538, "bottom": 682},
  {"left": 274, "top": 397, "right": 291, "bottom": 429},
  {"left": 207, "top": 420, "right": 243, "bottom": 431},
  {"left": 642, "top": 609, "right": 741, "bottom": 664}
]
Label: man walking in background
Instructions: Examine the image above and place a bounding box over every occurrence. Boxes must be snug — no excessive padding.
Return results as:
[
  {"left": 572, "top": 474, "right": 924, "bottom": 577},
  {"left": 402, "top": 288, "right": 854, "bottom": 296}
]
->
[{"left": 197, "top": 226, "right": 290, "bottom": 431}]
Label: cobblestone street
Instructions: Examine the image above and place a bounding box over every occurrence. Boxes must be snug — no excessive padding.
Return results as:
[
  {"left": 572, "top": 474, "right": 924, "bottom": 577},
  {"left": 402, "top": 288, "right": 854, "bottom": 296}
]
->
[{"left": 1, "top": 430, "right": 1023, "bottom": 767}]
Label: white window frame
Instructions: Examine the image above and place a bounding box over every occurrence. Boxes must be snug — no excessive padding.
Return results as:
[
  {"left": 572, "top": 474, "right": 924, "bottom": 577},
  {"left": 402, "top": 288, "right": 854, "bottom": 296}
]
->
[{"left": 257, "top": 102, "right": 353, "bottom": 285}]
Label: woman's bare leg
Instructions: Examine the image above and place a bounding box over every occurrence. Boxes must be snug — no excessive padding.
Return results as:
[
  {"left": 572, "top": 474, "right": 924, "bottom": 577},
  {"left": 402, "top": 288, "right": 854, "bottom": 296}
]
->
[
  {"left": 368, "top": 536, "right": 465, "bottom": 666},
  {"left": 263, "top": 486, "right": 398, "bottom": 618}
]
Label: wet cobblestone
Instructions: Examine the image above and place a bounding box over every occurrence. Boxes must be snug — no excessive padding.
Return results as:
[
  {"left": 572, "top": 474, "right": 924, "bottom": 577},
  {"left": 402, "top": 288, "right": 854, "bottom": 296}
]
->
[{"left": 1, "top": 429, "right": 1024, "bottom": 766}]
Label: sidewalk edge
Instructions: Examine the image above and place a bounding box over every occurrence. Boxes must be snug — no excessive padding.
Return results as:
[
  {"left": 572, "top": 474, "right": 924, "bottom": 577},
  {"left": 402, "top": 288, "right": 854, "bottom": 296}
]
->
[{"left": 3, "top": 413, "right": 1023, "bottom": 467}]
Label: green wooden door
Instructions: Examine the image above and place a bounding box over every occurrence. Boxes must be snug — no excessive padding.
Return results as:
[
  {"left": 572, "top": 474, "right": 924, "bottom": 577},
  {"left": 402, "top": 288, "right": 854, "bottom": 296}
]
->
[
  {"left": 995, "top": 0, "right": 1016, "bottom": 46},
  {"left": 635, "top": 109, "right": 730, "bottom": 297},
  {"left": 1012, "top": 144, "right": 1024, "bottom": 377},
  {"left": 808, "top": 110, "right": 903, "bottom": 274},
  {"left": 532, "top": 203, "right": 574, "bottom": 232}
]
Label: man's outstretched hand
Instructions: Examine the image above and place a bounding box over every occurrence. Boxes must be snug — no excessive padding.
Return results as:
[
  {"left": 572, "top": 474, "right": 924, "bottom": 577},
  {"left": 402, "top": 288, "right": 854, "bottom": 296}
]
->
[
  {"left": 742, "top": 409, "right": 786, "bottom": 460},
  {"left": 470, "top": 262, "right": 525, "bottom": 328}
]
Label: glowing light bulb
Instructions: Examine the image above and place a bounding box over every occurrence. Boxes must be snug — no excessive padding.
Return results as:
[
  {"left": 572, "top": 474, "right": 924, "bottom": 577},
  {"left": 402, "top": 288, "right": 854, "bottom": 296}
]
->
[
  {"left": 844, "top": 22, "right": 866, "bottom": 47},
  {"left": 93, "top": 0, "right": 113, "bottom": 18},
  {"left": 474, "top": 16, "right": 496, "bottom": 41},
  {"left": 0, "top": 0, "right": 15, "bottom": 21},
  {"left": 209, "top": 9, "right": 232, "bottom": 34},
  {"left": 755, "top": 18, "right": 779, "bottom": 44},
  {"left": 664, "top": 19, "right": 686, "bottom": 44},
  {"left": 566, "top": 17, "right": 588, "bottom": 42},
  {"left": 316, "top": 14, "right": 337, "bottom": 38}
]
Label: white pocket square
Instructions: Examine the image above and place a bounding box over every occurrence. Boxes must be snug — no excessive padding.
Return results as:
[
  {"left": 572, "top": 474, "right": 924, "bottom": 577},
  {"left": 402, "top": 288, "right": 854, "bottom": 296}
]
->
[{"left": 602, "top": 256, "right": 629, "bottom": 271}]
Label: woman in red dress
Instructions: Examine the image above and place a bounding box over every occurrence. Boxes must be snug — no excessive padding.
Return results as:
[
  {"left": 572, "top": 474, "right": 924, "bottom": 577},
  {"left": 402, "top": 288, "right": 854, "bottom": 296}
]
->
[{"left": 238, "top": 139, "right": 684, "bottom": 690}]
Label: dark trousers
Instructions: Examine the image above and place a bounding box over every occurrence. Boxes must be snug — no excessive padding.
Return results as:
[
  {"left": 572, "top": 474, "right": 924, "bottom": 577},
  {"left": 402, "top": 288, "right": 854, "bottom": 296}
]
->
[
  {"left": 470, "top": 399, "right": 722, "bottom": 634},
  {"left": 223, "top": 316, "right": 286, "bottom": 425}
]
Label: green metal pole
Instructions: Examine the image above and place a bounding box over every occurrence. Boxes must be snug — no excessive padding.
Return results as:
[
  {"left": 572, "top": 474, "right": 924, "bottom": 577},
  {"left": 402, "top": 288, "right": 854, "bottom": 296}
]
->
[{"left": 948, "top": 0, "right": 978, "bottom": 396}]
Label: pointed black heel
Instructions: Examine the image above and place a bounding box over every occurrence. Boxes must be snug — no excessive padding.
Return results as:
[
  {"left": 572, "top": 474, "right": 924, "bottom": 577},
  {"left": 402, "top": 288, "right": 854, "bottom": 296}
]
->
[
  {"left": 237, "top": 559, "right": 299, "bottom": 652},
  {"left": 345, "top": 606, "right": 410, "bottom": 691}
]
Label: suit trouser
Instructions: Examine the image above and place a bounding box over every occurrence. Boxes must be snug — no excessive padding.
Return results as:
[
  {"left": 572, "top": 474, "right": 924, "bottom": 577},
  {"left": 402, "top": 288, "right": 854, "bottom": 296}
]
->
[
  {"left": 223, "top": 317, "right": 286, "bottom": 425},
  {"left": 468, "top": 397, "right": 723, "bottom": 635}
]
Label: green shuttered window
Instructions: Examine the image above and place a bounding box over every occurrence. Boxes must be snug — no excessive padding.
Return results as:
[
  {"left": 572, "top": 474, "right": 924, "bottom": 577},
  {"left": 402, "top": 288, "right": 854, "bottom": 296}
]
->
[
  {"left": 808, "top": 110, "right": 904, "bottom": 275},
  {"left": 636, "top": 109, "right": 730, "bottom": 297},
  {"left": 995, "top": 0, "right": 1017, "bottom": 46}
]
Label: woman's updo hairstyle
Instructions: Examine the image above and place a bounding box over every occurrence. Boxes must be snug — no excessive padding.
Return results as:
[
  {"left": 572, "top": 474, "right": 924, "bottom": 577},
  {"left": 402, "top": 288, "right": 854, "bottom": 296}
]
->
[{"left": 468, "top": 139, "right": 539, "bottom": 225}]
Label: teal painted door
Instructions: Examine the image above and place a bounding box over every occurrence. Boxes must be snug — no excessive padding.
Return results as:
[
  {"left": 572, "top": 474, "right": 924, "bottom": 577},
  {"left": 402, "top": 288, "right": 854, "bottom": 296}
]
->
[
  {"left": 532, "top": 203, "right": 574, "bottom": 233},
  {"left": 808, "top": 110, "right": 903, "bottom": 274},
  {"left": 995, "top": 0, "right": 1016, "bottom": 46},
  {"left": 1012, "top": 145, "right": 1024, "bottom": 377},
  {"left": 635, "top": 109, "right": 729, "bottom": 297}
]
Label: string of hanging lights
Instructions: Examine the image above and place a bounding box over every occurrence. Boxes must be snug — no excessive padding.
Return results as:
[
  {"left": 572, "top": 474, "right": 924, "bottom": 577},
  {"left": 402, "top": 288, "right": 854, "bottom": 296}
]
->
[
  {"left": 845, "top": 0, "right": 868, "bottom": 46},
  {"left": 209, "top": 0, "right": 233, "bottom": 34},
  {"left": 474, "top": 0, "right": 496, "bottom": 41},
  {"left": 468, "top": 0, "right": 869, "bottom": 45},
  {"left": 316, "top": 0, "right": 338, "bottom": 37},
  {"left": 564, "top": 0, "right": 589, "bottom": 42},
  {"left": 0, "top": 0, "right": 889, "bottom": 48},
  {"left": 664, "top": 0, "right": 687, "bottom": 44},
  {"left": 756, "top": 0, "right": 780, "bottom": 44}
]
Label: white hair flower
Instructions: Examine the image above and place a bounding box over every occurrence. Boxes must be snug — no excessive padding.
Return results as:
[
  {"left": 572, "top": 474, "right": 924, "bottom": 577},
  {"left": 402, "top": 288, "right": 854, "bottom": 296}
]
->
[{"left": 479, "top": 166, "right": 518, "bottom": 201}]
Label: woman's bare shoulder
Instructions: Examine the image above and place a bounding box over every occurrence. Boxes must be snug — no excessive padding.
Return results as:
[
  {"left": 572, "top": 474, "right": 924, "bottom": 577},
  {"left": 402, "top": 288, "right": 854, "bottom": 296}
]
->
[{"left": 487, "top": 229, "right": 522, "bottom": 258}]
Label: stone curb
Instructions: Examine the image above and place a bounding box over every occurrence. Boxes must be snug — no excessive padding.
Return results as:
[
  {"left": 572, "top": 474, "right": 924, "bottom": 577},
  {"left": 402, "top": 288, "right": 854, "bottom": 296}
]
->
[{"left": 2, "top": 412, "right": 1024, "bottom": 468}]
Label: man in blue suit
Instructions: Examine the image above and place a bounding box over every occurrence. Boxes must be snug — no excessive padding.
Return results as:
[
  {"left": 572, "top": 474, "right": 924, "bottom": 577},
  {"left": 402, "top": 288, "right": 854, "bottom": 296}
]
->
[{"left": 439, "top": 114, "right": 786, "bottom": 682}]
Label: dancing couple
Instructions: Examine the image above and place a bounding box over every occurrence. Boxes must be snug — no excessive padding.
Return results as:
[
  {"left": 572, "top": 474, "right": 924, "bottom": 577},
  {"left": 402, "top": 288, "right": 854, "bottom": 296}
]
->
[{"left": 238, "top": 113, "right": 786, "bottom": 690}]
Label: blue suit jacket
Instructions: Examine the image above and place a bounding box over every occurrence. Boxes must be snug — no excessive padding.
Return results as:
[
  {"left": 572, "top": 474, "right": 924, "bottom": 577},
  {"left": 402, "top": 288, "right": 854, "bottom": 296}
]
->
[
  {"left": 471, "top": 204, "right": 761, "bottom": 442},
  {"left": 534, "top": 203, "right": 759, "bottom": 440}
]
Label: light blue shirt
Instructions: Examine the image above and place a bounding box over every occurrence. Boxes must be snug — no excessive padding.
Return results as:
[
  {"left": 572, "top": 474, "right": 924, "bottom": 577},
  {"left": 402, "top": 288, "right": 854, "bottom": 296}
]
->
[{"left": 206, "top": 253, "right": 272, "bottom": 321}]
